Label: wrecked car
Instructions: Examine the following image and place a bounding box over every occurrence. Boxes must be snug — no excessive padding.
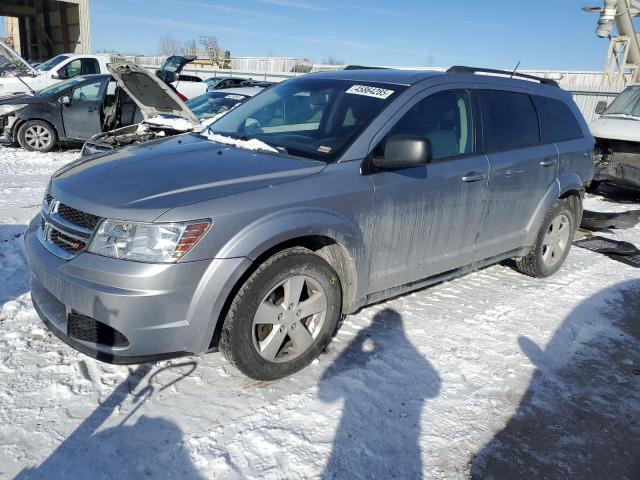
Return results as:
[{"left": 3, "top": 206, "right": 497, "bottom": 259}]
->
[
  {"left": 80, "top": 71, "right": 262, "bottom": 157},
  {"left": 26, "top": 67, "right": 594, "bottom": 380},
  {"left": 0, "top": 74, "right": 142, "bottom": 152},
  {"left": 591, "top": 85, "right": 640, "bottom": 191},
  {"left": 0, "top": 40, "right": 111, "bottom": 96}
]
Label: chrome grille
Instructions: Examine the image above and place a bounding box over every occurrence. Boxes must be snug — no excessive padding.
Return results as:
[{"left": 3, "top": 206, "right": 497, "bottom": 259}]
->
[{"left": 38, "top": 196, "right": 102, "bottom": 259}]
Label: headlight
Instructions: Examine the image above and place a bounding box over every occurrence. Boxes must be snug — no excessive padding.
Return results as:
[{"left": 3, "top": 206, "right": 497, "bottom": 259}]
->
[
  {"left": 0, "top": 104, "right": 26, "bottom": 115},
  {"left": 88, "top": 219, "right": 211, "bottom": 263}
]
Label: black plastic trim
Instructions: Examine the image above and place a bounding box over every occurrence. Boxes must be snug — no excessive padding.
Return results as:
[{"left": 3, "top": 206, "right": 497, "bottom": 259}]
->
[{"left": 33, "top": 298, "right": 190, "bottom": 365}]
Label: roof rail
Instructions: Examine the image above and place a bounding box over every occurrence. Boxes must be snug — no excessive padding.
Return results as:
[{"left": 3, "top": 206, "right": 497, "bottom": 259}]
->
[
  {"left": 343, "top": 65, "right": 388, "bottom": 70},
  {"left": 446, "top": 66, "right": 560, "bottom": 88}
]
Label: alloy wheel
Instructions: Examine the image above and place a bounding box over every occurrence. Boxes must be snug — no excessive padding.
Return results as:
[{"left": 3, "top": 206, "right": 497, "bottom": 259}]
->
[
  {"left": 24, "top": 125, "right": 53, "bottom": 151},
  {"left": 542, "top": 213, "right": 571, "bottom": 267},
  {"left": 252, "top": 275, "right": 328, "bottom": 363}
]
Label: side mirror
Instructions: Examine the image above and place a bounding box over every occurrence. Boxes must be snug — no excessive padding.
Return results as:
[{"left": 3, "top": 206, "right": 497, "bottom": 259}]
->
[
  {"left": 59, "top": 95, "right": 71, "bottom": 105},
  {"left": 373, "top": 135, "right": 431, "bottom": 169},
  {"left": 595, "top": 101, "right": 608, "bottom": 115}
]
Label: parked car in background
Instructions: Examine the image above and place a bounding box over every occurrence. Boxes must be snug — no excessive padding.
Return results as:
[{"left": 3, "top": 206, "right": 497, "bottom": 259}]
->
[
  {"left": 0, "top": 74, "right": 141, "bottom": 152},
  {"left": 175, "top": 75, "right": 249, "bottom": 99},
  {"left": 185, "top": 86, "right": 262, "bottom": 121},
  {"left": 0, "top": 41, "right": 111, "bottom": 96},
  {"left": 238, "top": 80, "right": 276, "bottom": 89},
  {"left": 26, "top": 67, "right": 594, "bottom": 380},
  {"left": 81, "top": 81, "right": 262, "bottom": 156},
  {"left": 590, "top": 84, "right": 640, "bottom": 191}
]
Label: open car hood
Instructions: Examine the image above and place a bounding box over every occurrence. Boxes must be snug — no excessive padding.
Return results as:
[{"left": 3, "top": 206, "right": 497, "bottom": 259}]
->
[
  {"left": 107, "top": 61, "right": 199, "bottom": 126},
  {"left": 0, "top": 40, "right": 38, "bottom": 76}
]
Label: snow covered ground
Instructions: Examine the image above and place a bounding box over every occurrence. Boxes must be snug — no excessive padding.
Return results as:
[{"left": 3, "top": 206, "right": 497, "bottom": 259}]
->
[{"left": 0, "top": 146, "right": 639, "bottom": 479}]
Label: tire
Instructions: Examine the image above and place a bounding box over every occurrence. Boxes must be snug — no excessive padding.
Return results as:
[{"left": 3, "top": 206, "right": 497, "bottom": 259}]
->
[
  {"left": 516, "top": 199, "right": 576, "bottom": 278},
  {"left": 220, "top": 247, "right": 342, "bottom": 380},
  {"left": 585, "top": 180, "right": 601, "bottom": 193},
  {"left": 18, "top": 120, "right": 57, "bottom": 153}
]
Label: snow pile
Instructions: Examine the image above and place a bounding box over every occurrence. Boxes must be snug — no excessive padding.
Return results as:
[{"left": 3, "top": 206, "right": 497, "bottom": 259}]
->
[
  {"left": 204, "top": 132, "right": 279, "bottom": 153},
  {"left": 0, "top": 146, "right": 639, "bottom": 479},
  {"left": 143, "top": 115, "right": 194, "bottom": 132}
]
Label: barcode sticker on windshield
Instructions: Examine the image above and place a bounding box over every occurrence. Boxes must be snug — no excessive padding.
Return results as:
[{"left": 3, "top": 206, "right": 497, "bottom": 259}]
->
[
  {"left": 346, "top": 85, "right": 394, "bottom": 99},
  {"left": 225, "top": 94, "right": 245, "bottom": 100}
]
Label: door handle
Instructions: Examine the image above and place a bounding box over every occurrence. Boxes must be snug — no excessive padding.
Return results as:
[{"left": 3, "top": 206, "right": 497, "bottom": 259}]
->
[
  {"left": 462, "top": 172, "right": 487, "bottom": 183},
  {"left": 540, "top": 158, "right": 558, "bottom": 167}
]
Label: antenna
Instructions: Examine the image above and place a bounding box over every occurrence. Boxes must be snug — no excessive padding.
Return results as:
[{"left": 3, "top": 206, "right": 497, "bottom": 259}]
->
[{"left": 510, "top": 60, "right": 521, "bottom": 78}]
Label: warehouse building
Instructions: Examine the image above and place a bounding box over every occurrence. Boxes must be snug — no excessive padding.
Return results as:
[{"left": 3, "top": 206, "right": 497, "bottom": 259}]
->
[{"left": 1, "top": 0, "right": 90, "bottom": 61}]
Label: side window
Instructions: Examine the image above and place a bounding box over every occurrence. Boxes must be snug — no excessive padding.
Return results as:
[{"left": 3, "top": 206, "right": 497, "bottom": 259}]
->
[
  {"left": 106, "top": 80, "right": 117, "bottom": 96},
  {"left": 479, "top": 90, "right": 539, "bottom": 152},
  {"left": 63, "top": 59, "right": 82, "bottom": 78},
  {"left": 81, "top": 58, "right": 100, "bottom": 75},
  {"left": 71, "top": 79, "right": 104, "bottom": 101},
  {"left": 387, "top": 90, "right": 476, "bottom": 160},
  {"left": 532, "top": 95, "right": 583, "bottom": 143}
]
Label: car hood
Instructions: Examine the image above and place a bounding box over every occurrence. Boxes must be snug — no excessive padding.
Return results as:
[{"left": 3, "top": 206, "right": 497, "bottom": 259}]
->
[
  {"left": 591, "top": 115, "right": 640, "bottom": 142},
  {"left": 51, "top": 134, "right": 326, "bottom": 222},
  {"left": 0, "top": 40, "right": 38, "bottom": 76},
  {"left": 107, "top": 61, "right": 199, "bottom": 125},
  {"left": 0, "top": 91, "right": 42, "bottom": 104}
]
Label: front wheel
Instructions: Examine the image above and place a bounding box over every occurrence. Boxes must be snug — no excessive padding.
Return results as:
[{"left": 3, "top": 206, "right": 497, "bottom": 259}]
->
[
  {"left": 18, "top": 120, "right": 58, "bottom": 153},
  {"left": 516, "top": 199, "right": 576, "bottom": 278},
  {"left": 220, "top": 247, "right": 342, "bottom": 380}
]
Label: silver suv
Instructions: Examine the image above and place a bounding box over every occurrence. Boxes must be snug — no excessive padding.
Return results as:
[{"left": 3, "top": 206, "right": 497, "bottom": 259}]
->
[{"left": 25, "top": 67, "right": 595, "bottom": 380}]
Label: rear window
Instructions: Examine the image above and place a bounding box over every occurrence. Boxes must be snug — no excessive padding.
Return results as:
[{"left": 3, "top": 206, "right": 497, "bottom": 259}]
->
[
  {"left": 479, "top": 90, "right": 539, "bottom": 152},
  {"left": 532, "top": 96, "right": 583, "bottom": 143}
]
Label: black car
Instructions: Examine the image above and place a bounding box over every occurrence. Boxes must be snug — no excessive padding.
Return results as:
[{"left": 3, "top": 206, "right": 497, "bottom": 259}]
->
[{"left": 0, "top": 74, "right": 142, "bottom": 152}]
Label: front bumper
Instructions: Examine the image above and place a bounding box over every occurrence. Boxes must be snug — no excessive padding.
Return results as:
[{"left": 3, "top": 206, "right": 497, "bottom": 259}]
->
[
  {"left": 594, "top": 160, "right": 640, "bottom": 190},
  {"left": 24, "top": 216, "right": 251, "bottom": 363}
]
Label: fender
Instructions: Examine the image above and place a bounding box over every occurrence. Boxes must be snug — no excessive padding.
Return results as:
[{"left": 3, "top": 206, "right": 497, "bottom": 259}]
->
[
  {"left": 217, "top": 206, "right": 364, "bottom": 303},
  {"left": 523, "top": 179, "right": 561, "bottom": 248},
  {"left": 557, "top": 171, "right": 586, "bottom": 197},
  {"left": 523, "top": 174, "right": 585, "bottom": 248}
]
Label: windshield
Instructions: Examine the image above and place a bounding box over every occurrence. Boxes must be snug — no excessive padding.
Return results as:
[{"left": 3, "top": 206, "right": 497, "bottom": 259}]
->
[
  {"left": 209, "top": 77, "right": 405, "bottom": 161},
  {"left": 36, "top": 55, "right": 69, "bottom": 72},
  {"left": 186, "top": 91, "right": 249, "bottom": 119},
  {"left": 205, "top": 77, "right": 224, "bottom": 86},
  {"left": 37, "top": 76, "right": 87, "bottom": 96},
  {"left": 605, "top": 86, "right": 640, "bottom": 117}
]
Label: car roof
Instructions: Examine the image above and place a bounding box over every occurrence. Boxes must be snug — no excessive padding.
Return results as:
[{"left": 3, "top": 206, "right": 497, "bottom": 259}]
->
[
  {"left": 209, "top": 86, "right": 263, "bottom": 96},
  {"left": 75, "top": 74, "right": 112, "bottom": 82},
  {"left": 304, "top": 68, "right": 561, "bottom": 91}
]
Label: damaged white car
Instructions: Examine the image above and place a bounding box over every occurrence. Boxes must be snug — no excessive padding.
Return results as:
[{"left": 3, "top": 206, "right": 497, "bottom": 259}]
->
[{"left": 591, "top": 85, "right": 640, "bottom": 191}]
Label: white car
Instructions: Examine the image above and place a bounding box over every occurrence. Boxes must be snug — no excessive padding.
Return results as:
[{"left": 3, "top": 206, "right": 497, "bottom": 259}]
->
[
  {"left": 0, "top": 41, "right": 111, "bottom": 96},
  {"left": 590, "top": 85, "right": 640, "bottom": 190},
  {"left": 173, "top": 76, "right": 249, "bottom": 99}
]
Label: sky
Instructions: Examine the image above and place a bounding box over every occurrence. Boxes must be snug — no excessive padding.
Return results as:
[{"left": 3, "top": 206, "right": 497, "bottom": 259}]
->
[{"left": 0, "top": 1, "right": 619, "bottom": 70}]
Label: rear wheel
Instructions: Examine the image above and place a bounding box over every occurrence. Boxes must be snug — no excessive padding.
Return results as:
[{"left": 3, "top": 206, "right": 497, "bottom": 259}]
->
[
  {"left": 19, "top": 120, "right": 57, "bottom": 153},
  {"left": 516, "top": 199, "right": 576, "bottom": 278},
  {"left": 220, "top": 247, "right": 342, "bottom": 380}
]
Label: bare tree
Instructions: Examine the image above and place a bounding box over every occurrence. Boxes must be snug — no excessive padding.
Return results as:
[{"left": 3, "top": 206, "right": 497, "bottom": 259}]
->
[
  {"left": 160, "top": 34, "right": 182, "bottom": 56},
  {"left": 183, "top": 39, "right": 198, "bottom": 56},
  {"left": 322, "top": 56, "right": 345, "bottom": 65}
]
